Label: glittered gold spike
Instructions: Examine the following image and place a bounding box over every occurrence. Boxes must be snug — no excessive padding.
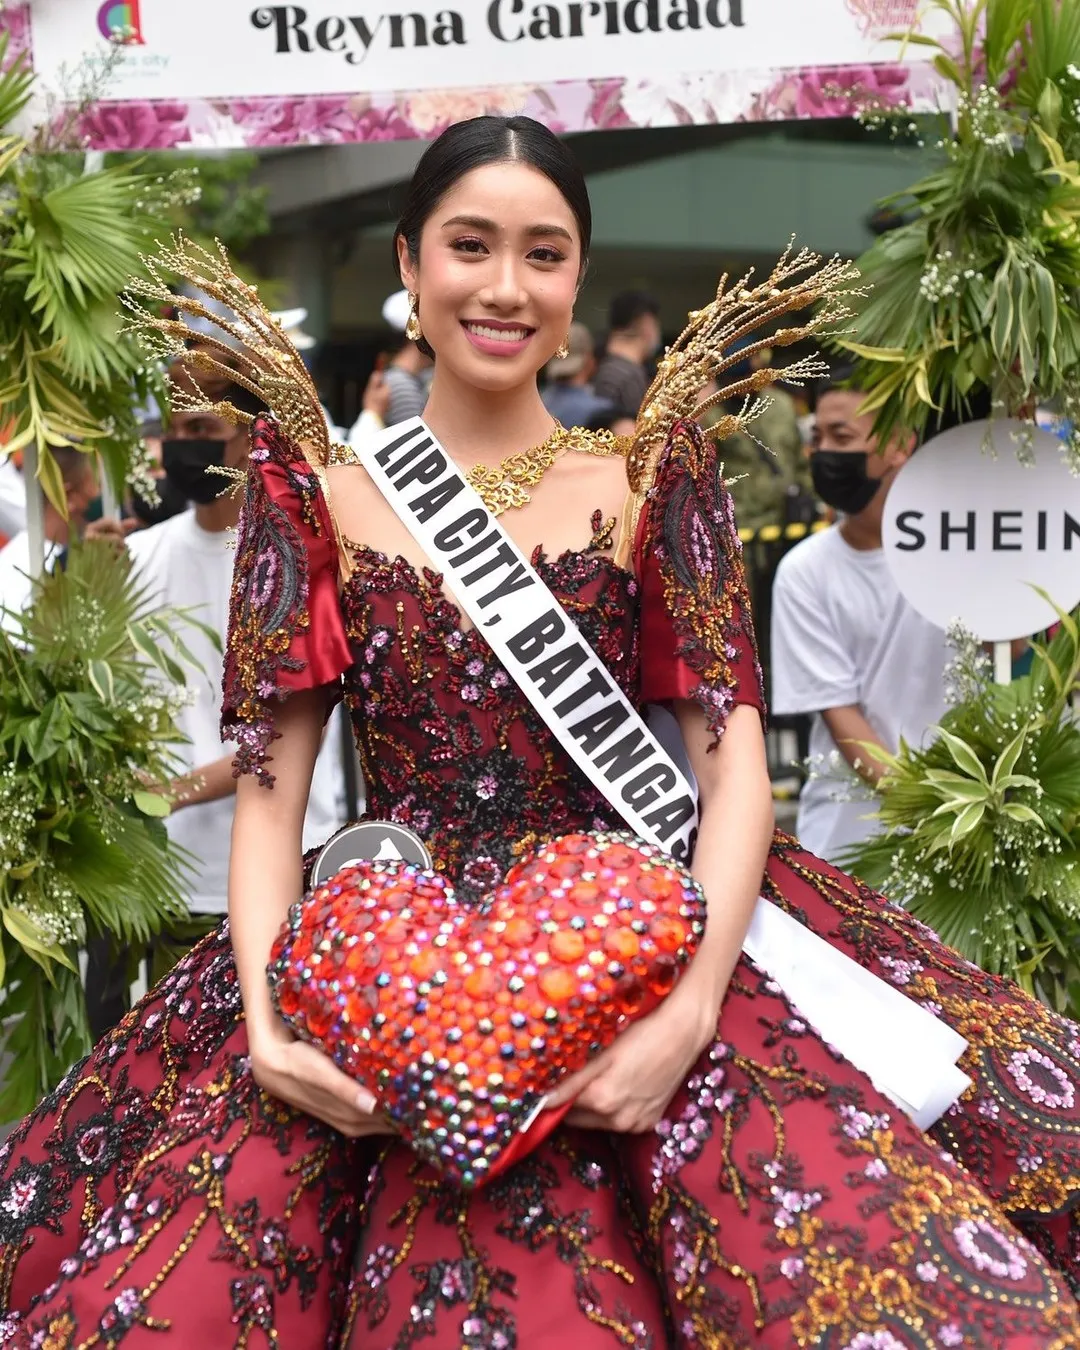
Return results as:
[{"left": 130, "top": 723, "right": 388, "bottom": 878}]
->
[
  {"left": 626, "top": 240, "right": 865, "bottom": 495},
  {"left": 121, "top": 234, "right": 348, "bottom": 468}
]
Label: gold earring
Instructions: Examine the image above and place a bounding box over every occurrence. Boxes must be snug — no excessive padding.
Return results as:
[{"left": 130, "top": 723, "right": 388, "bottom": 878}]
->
[
  {"left": 555, "top": 334, "right": 571, "bottom": 360},
  {"left": 405, "top": 293, "right": 423, "bottom": 343}
]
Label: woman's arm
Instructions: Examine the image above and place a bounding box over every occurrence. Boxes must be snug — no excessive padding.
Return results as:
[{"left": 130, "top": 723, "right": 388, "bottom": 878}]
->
[
  {"left": 549, "top": 702, "right": 773, "bottom": 1132},
  {"left": 230, "top": 687, "right": 393, "bottom": 1138},
  {"left": 661, "top": 701, "right": 774, "bottom": 1030}
]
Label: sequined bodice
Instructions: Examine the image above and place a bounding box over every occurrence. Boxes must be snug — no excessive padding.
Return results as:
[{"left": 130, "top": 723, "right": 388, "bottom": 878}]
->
[{"left": 338, "top": 547, "right": 639, "bottom": 901}]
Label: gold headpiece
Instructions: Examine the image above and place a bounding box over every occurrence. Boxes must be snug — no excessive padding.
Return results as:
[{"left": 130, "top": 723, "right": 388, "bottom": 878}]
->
[
  {"left": 122, "top": 234, "right": 339, "bottom": 463},
  {"left": 628, "top": 242, "right": 863, "bottom": 496}
]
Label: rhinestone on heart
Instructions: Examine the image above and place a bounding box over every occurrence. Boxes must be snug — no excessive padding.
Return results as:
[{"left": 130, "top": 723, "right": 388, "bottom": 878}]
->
[{"left": 268, "top": 830, "right": 707, "bottom": 1188}]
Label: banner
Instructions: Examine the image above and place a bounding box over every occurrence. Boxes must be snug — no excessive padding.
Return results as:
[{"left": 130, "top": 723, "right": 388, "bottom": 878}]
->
[{"left": 6, "top": 1, "right": 948, "bottom": 148}]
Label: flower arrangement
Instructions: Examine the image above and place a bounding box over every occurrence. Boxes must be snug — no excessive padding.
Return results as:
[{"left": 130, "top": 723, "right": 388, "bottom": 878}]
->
[
  {"left": 841, "top": 0, "right": 1080, "bottom": 459},
  {"left": 845, "top": 604, "right": 1080, "bottom": 1018},
  {"left": 0, "top": 43, "right": 231, "bottom": 1113},
  {"left": 0, "top": 544, "right": 212, "bottom": 1117}
]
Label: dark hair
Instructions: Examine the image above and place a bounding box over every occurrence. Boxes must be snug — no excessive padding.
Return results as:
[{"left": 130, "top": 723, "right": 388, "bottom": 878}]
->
[
  {"left": 393, "top": 116, "right": 592, "bottom": 359},
  {"left": 225, "top": 381, "right": 270, "bottom": 422},
  {"left": 53, "top": 447, "right": 95, "bottom": 488},
  {"left": 608, "top": 290, "right": 659, "bottom": 333},
  {"left": 810, "top": 359, "right": 993, "bottom": 438},
  {"left": 808, "top": 360, "right": 864, "bottom": 412}
]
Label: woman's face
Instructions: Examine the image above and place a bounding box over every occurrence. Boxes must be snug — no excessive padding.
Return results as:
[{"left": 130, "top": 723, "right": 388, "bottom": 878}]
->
[{"left": 398, "top": 161, "right": 581, "bottom": 393}]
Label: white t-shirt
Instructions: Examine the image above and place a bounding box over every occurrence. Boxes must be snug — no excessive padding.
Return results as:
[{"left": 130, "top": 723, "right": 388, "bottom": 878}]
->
[
  {"left": 128, "top": 511, "right": 349, "bottom": 914},
  {"left": 770, "top": 525, "right": 949, "bottom": 864},
  {"left": 0, "top": 532, "right": 63, "bottom": 633},
  {"left": 0, "top": 458, "right": 27, "bottom": 542}
]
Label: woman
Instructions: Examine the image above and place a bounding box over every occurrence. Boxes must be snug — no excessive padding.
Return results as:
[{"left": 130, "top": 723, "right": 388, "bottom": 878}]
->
[{"left": 1, "top": 116, "right": 1079, "bottom": 1349}]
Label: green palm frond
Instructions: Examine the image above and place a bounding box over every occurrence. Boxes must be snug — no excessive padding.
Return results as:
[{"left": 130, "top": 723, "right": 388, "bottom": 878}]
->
[
  {"left": 840, "top": 0, "right": 1080, "bottom": 453},
  {"left": 0, "top": 33, "right": 34, "bottom": 131},
  {"left": 0, "top": 543, "right": 207, "bottom": 1111}
]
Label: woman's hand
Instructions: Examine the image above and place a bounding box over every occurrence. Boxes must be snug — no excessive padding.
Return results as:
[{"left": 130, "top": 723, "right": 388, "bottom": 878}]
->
[
  {"left": 251, "top": 1031, "right": 397, "bottom": 1139},
  {"left": 546, "top": 988, "right": 717, "bottom": 1134}
]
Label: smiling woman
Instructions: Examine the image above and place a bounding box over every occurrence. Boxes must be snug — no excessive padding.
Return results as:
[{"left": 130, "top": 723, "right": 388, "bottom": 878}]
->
[
  {"left": 3, "top": 115, "right": 1080, "bottom": 1350},
  {"left": 392, "top": 116, "right": 590, "bottom": 382}
]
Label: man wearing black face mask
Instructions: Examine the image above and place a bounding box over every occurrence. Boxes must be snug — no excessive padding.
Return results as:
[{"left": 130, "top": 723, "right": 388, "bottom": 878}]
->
[
  {"left": 122, "top": 374, "right": 347, "bottom": 947},
  {"left": 769, "top": 365, "right": 950, "bottom": 864}
]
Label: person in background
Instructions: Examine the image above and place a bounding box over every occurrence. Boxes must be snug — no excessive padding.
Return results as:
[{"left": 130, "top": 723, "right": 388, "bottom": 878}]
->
[
  {"left": 129, "top": 417, "right": 190, "bottom": 528},
  {"left": 593, "top": 289, "right": 661, "bottom": 416},
  {"left": 127, "top": 373, "right": 348, "bottom": 926},
  {"left": 0, "top": 451, "right": 26, "bottom": 545},
  {"left": 345, "top": 367, "right": 393, "bottom": 449},
  {"left": 540, "top": 321, "right": 612, "bottom": 427},
  {"left": 0, "top": 448, "right": 103, "bottom": 623},
  {"left": 347, "top": 290, "right": 433, "bottom": 445},
  {"left": 583, "top": 403, "right": 639, "bottom": 438},
  {"left": 702, "top": 345, "right": 817, "bottom": 535},
  {"left": 770, "top": 364, "right": 949, "bottom": 864}
]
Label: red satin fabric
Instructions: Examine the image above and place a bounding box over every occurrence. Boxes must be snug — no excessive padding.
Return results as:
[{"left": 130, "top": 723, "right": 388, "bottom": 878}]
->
[{"left": 258, "top": 447, "right": 352, "bottom": 699}]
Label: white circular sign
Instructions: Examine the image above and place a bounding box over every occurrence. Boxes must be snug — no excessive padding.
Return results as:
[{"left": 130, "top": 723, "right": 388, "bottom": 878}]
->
[{"left": 883, "top": 419, "right": 1080, "bottom": 642}]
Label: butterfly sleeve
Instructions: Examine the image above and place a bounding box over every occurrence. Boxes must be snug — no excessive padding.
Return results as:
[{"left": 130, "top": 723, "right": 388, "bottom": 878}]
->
[
  {"left": 634, "top": 418, "right": 765, "bottom": 746},
  {"left": 221, "top": 416, "right": 352, "bottom": 786}
]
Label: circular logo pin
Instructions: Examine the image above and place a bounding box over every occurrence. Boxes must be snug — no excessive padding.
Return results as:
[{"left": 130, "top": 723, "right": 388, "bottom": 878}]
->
[{"left": 310, "top": 821, "right": 432, "bottom": 889}]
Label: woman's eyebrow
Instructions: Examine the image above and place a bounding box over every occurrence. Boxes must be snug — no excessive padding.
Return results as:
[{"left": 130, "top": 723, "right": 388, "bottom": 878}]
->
[{"left": 441, "top": 213, "right": 573, "bottom": 242}]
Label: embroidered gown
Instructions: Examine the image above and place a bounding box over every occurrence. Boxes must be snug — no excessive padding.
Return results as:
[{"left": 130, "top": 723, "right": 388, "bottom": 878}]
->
[{"left": 1, "top": 415, "right": 1080, "bottom": 1350}]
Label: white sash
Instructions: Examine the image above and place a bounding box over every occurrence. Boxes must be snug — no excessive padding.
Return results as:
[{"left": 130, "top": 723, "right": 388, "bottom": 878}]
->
[{"left": 353, "top": 418, "right": 971, "bottom": 1130}]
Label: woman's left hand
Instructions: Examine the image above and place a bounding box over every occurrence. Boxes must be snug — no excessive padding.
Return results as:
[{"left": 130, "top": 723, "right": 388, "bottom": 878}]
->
[{"left": 546, "top": 990, "right": 717, "bottom": 1134}]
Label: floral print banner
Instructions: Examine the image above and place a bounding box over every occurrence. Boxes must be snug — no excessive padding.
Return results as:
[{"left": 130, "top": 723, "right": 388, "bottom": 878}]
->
[{"left": 3, "top": 1, "right": 947, "bottom": 149}]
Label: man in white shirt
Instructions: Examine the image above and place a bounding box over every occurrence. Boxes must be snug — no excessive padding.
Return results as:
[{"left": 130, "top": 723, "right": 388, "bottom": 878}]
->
[
  {"left": 770, "top": 367, "right": 949, "bottom": 864},
  {"left": 128, "top": 378, "right": 349, "bottom": 920}
]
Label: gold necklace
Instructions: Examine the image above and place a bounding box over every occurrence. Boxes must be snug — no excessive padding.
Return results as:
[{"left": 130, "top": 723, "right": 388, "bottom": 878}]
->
[{"left": 465, "top": 423, "right": 629, "bottom": 517}]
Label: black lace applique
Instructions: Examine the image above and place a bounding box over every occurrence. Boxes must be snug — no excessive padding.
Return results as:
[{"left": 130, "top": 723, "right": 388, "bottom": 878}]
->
[
  {"left": 221, "top": 421, "right": 326, "bottom": 786},
  {"left": 640, "top": 418, "right": 765, "bottom": 743}
]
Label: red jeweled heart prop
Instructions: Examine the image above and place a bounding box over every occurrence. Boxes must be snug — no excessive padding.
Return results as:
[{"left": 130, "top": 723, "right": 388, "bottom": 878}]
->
[{"left": 268, "top": 830, "right": 706, "bottom": 1188}]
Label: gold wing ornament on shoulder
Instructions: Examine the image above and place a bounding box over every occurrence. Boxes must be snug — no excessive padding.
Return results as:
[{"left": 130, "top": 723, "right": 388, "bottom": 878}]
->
[
  {"left": 616, "top": 243, "right": 864, "bottom": 563},
  {"left": 122, "top": 235, "right": 356, "bottom": 569},
  {"left": 122, "top": 234, "right": 344, "bottom": 467}
]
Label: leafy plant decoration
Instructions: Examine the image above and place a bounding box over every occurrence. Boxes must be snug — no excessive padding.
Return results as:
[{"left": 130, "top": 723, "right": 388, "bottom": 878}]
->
[
  {"left": 842, "top": 0, "right": 1080, "bottom": 459},
  {"left": 844, "top": 598, "right": 1080, "bottom": 1018}
]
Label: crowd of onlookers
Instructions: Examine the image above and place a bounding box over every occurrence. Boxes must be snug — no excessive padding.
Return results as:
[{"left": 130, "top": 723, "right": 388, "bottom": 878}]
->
[{"left": 0, "top": 284, "right": 964, "bottom": 1018}]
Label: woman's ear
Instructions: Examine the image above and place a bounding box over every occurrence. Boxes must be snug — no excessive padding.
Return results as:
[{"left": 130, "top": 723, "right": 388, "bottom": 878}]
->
[
  {"left": 396, "top": 234, "right": 418, "bottom": 294},
  {"left": 575, "top": 255, "right": 589, "bottom": 296}
]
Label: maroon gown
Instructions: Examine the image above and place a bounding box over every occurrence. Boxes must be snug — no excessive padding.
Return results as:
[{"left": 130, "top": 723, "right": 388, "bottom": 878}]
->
[{"left": 1, "top": 417, "right": 1079, "bottom": 1349}]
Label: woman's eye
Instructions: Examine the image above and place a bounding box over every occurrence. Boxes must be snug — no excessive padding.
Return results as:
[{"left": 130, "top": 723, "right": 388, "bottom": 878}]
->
[
  {"left": 451, "top": 237, "right": 487, "bottom": 255},
  {"left": 530, "top": 246, "right": 565, "bottom": 264}
]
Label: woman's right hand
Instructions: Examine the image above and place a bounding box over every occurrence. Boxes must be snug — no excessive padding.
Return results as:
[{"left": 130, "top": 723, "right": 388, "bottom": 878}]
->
[{"left": 251, "top": 1031, "right": 397, "bottom": 1139}]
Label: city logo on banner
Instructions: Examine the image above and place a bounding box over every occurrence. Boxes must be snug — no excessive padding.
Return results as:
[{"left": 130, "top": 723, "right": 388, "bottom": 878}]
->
[
  {"left": 97, "top": 0, "right": 144, "bottom": 44},
  {"left": 846, "top": 0, "right": 918, "bottom": 38}
]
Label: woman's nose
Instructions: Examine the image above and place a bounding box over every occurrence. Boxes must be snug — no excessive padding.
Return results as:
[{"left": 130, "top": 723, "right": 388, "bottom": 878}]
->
[{"left": 479, "top": 250, "right": 528, "bottom": 311}]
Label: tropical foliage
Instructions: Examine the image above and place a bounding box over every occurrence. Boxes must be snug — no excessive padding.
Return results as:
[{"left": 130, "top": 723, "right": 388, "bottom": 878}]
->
[
  {"left": 845, "top": 606, "right": 1080, "bottom": 1019},
  {"left": 0, "top": 46, "right": 226, "bottom": 1114},
  {"left": 843, "top": 0, "right": 1080, "bottom": 459},
  {"left": 107, "top": 150, "right": 270, "bottom": 257},
  {"left": 0, "top": 544, "right": 212, "bottom": 1117},
  {"left": 0, "top": 34, "right": 270, "bottom": 510},
  {"left": 0, "top": 35, "right": 176, "bottom": 506}
]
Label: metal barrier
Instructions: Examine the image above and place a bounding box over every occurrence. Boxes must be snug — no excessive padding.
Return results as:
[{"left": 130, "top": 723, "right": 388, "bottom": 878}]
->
[{"left": 738, "top": 520, "right": 828, "bottom": 789}]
